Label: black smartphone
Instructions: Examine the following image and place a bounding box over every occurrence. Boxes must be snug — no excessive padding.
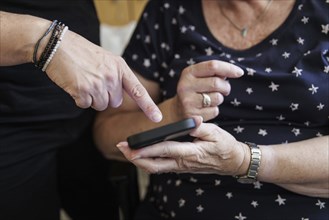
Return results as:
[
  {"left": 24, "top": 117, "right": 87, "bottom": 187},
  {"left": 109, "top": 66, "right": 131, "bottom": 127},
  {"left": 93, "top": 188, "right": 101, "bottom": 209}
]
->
[{"left": 127, "top": 118, "right": 196, "bottom": 149}]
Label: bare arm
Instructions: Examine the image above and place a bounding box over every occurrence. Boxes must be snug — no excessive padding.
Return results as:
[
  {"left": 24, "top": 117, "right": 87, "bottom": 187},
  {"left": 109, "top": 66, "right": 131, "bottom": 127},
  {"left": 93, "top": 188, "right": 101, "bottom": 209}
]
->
[
  {"left": 0, "top": 11, "right": 51, "bottom": 65},
  {"left": 259, "top": 136, "right": 329, "bottom": 197},
  {"left": 0, "top": 11, "right": 162, "bottom": 121}
]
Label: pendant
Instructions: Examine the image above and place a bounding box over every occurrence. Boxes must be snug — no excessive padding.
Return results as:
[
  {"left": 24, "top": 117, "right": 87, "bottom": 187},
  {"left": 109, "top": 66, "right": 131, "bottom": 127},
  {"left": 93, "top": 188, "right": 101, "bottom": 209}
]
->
[{"left": 241, "top": 28, "right": 248, "bottom": 37}]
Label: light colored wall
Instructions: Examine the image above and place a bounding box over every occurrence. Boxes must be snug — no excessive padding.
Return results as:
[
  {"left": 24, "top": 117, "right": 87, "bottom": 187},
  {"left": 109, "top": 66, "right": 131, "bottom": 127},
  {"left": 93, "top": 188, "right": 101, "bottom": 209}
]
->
[{"left": 94, "top": 0, "right": 148, "bottom": 26}]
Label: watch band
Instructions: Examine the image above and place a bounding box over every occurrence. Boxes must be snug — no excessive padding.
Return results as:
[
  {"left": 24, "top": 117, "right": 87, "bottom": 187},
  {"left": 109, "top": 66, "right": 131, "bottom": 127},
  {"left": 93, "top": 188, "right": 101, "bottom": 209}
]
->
[{"left": 236, "top": 142, "right": 261, "bottom": 184}]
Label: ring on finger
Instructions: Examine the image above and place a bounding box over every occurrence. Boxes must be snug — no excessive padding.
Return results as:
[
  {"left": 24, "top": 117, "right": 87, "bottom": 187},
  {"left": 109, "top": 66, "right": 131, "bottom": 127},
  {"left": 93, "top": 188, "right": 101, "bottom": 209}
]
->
[{"left": 201, "top": 93, "right": 211, "bottom": 108}]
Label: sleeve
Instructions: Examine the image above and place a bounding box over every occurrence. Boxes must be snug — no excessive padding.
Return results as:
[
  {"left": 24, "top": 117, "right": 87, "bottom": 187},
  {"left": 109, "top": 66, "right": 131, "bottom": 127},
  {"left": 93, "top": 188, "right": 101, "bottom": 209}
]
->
[{"left": 122, "top": 0, "right": 179, "bottom": 83}]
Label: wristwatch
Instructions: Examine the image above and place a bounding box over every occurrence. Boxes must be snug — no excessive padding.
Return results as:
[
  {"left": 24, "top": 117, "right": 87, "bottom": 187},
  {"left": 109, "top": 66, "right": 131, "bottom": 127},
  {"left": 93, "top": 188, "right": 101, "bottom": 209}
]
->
[{"left": 236, "top": 142, "right": 262, "bottom": 184}]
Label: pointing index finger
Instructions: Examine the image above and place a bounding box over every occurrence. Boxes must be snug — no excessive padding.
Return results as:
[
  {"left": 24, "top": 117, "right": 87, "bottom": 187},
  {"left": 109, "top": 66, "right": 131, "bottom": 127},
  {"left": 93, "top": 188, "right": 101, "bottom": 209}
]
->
[{"left": 122, "top": 67, "right": 163, "bottom": 123}]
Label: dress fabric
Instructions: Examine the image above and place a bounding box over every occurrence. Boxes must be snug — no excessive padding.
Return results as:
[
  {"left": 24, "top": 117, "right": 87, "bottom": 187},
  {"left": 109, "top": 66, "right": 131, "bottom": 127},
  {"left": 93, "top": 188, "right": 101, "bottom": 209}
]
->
[{"left": 122, "top": 0, "right": 329, "bottom": 219}]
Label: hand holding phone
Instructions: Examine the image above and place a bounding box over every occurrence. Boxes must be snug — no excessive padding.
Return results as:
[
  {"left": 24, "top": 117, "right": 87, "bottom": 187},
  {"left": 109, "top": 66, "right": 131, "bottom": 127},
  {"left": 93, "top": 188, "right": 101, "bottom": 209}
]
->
[{"left": 127, "top": 118, "right": 196, "bottom": 149}]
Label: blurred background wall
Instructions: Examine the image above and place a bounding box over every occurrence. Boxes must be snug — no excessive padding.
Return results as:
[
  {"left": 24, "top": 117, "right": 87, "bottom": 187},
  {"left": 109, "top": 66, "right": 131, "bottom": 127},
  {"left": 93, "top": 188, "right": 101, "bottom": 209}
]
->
[{"left": 94, "top": 0, "right": 148, "bottom": 26}]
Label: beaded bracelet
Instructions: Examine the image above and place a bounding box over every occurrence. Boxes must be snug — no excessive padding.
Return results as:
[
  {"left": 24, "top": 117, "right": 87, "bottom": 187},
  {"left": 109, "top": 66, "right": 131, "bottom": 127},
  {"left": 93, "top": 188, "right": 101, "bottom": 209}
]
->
[
  {"left": 42, "top": 26, "right": 69, "bottom": 72},
  {"left": 32, "top": 20, "right": 58, "bottom": 64},
  {"left": 36, "top": 22, "right": 65, "bottom": 69},
  {"left": 33, "top": 21, "right": 69, "bottom": 72}
]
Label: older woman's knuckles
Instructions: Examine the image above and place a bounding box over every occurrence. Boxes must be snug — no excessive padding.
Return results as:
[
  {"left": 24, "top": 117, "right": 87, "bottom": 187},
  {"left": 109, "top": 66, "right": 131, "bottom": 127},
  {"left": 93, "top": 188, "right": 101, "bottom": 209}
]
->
[
  {"left": 212, "top": 92, "right": 224, "bottom": 106},
  {"left": 74, "top": 95, "right": 92, "bottom": 109}
]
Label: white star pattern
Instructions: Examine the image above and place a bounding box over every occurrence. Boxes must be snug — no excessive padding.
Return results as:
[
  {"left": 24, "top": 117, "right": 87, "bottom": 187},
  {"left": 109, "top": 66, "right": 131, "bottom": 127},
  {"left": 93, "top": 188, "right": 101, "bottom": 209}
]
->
[
  {"left": 178, "top": 198, "right": 186, "bottom": 207},
  {"left": 270, "top": 38, "right": 278, "bottom": 45},
  {"left": 196, "top": 205, "right": 204, "bottom": 213},
  {"left": 315, "top": 200, "right": 326, "bottom": 209},
  {"left": 205, "top": 47, "right": 214, "bottom": 56},
  {"left": 269, "top": 81, "right": 279, "bottom": 91},
  {"left": 317, "top": 103, "right": 325, "bottom": 110},
  {"left": 175, "top": 180, "right": 182, "bottom": 186},
  {"left": 178, "top": 5, "right": 185, "bottom": 14},
  {"left": 253, "top": 181, "right": 263, "bottom": 189},
  {"left": 275, "top": 195, "right": 286, "bottom": 206},
  {"left": 226, "top": 192, "right": 233, "bottom": 199},
  {"left": 291, "top": 128, "right": 301, "bottom": 136},
  {"left": 297, "top": 37, "right": 305, "bottom": 45},
  {"left": 316, "top": 132, "right": 323, "bottom": 137},
  {"left": 143, "top": 58, "right": 151, "bottom": 67},
  {"left": 214, "top": 179, "right": 221, "bottom": 186},
  {"left": 186, "top": 58, "right": 195, "bottom": 65},
  {"left": 301, "top": 16, "right": 309, "bottom": 24},
  {"left": 163, "top": 2, "right": 170, "bottom": 9},
  {"left": 304, "top": 50, "right": 311, "bottom": 56},
  {"left": 161, "top": 62, "right": 168, "bottom": 69},
  {"left": 258, "top": 129, "right": 268, "bottom": 136},
  {"left": 168, "top": 69, "right": 175, "bottom": 77},
  {"left": 180, "top": 26, "right": 188, "bottom": 33},
  {"left": 234, "top": 213, "right": 247, "bottom": 220},
  {"left": 231, "top": 98, "right": 241, "bottom": 107},
  {"left": 174, "top": 54, "right": 180, "bottom": 59},
  {"left": 308, "top": 84, "right": 319, "bottom": 94},
  {"left": 265, "top": 67, "right": 272, "bottom": 73},
  {"left": 195, "top": 188, "right": 204, "bottom": 196},
  {"left": 144, "top": 35, "right": 151, "bottom": 44},
  {"left": 246, "top": 87, "right": 253, "bottom": 94},
  {"left": 132, "top": 54, "right": 138, "bottom": 60},
  {"left": 282, "top": 51, "right": 290, "bottom": 59},
  {"left": 255, "top": 105, "right": 263, "bottom": 111},
  {"left": 234, "top": 126, "right": 244, "bottom": 133},
  {"left": 246, "top": 68, "right": 256, "bottom": 76},
  {"left": 321, "top": 24, "right": 329, "bottom": 34},
  {"left": 324, "top": 65, "right": 329, "bottom": 73},
  {"left": 251, "top": 201, "right": 259, "bottom": 208},
  {"left": 190, "top": 177, "right": 197, "bottom": 183},
  {"left": 290, "top": 103, "right": 299, "bottom": 111},
  {"left": 292, "top": 67, "right": 303, "bottom": 77},
  {"left": 170, "top": 211, "right": 176, "bottom": 218},
  {"left": 276, "top": 115, "right": 285, "bottom": 121}
]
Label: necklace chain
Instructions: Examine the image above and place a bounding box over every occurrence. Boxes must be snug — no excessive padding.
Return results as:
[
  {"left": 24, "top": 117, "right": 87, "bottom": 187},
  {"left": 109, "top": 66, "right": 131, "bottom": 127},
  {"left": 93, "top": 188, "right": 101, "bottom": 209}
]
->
[{"left": 219, "top": 0, "right": 273, "bottom": 38}]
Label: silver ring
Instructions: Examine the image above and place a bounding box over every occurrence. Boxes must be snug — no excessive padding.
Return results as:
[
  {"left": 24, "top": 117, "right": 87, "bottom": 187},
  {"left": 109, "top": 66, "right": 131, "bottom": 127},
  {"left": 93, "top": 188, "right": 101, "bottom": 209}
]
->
[{"left": 201, "top": 93, "right": 211, "bottom": 108}]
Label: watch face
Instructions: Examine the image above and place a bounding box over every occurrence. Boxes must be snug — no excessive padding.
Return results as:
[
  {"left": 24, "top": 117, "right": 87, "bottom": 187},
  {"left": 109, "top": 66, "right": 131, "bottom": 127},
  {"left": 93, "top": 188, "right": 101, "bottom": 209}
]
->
[{"left": 237, "top": 178, "right": 255, "bottom": 184}]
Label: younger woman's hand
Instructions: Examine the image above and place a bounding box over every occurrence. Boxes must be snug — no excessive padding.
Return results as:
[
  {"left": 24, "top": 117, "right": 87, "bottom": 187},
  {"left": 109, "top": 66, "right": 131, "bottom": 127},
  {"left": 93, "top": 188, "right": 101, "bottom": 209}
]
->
[{"left": 46, "top": 30, "right": 162, "bottom": 122}]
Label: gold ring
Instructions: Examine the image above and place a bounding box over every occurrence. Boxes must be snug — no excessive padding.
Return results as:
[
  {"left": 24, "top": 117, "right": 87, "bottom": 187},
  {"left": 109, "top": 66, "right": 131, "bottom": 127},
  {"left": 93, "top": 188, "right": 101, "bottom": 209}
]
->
[{"left": 201, "top": 93, "right": 211, "bottom": 108}]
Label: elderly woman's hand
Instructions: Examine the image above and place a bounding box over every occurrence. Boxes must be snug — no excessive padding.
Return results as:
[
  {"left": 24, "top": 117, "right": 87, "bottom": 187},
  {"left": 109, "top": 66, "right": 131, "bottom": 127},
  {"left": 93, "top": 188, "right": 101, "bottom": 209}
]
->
[
  {"left": 173, "top": 60, "right": 244, "bottom": 122},
  {"left": 117, "top": 116, "right": 250, "bottom": 176}
]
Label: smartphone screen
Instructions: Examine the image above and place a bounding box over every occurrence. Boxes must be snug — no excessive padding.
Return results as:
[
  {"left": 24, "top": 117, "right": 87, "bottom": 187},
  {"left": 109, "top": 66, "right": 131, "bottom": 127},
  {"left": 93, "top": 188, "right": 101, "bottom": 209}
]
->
[{"left": 127, "top": 118, "right": 196, "bottom": 149}]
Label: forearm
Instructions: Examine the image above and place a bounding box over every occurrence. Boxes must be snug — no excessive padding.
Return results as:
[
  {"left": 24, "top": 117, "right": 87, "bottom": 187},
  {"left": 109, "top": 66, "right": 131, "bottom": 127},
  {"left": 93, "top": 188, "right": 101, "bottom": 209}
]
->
[
  {"left": 258, "top": 135, "right": 329, "bottom": 197},
  {"left": 0, "top": 11, "right": 52, "bottom": 65}
]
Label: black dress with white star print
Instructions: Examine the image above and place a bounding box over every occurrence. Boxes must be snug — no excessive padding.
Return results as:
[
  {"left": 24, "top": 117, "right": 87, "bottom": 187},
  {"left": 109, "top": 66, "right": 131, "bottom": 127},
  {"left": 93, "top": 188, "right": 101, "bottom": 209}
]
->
[{"left": 123, "top": 0, "right": 329, "bottom": 219}]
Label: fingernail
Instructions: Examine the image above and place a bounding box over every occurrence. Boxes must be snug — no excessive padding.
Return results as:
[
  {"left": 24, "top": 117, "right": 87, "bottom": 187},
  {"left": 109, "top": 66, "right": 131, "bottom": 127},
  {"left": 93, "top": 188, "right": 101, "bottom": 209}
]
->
[
  {"left": 152, "top": 111, "right": 163, "bottom": 122},
  {"left": 116, "top": 142, "right": 124, "bottom": 148},
  {"left": 236, "top": 67, "right": 244, "bottom": 76}
]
